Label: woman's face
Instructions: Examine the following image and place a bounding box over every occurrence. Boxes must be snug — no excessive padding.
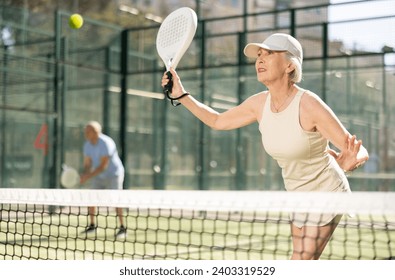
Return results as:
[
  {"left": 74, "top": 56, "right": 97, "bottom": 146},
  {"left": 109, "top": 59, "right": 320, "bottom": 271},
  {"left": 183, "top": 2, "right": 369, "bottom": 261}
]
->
[{"left": 255, "top": 48, "right": 290, "bottom": 85}]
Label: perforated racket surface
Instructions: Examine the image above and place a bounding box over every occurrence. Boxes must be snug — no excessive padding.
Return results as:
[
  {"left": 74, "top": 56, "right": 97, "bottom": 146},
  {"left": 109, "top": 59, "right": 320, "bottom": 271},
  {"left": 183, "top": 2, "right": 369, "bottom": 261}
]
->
[
  {"left": 156, "top": 7, "right": 197, "bottom": 105},
  {"left": 156, "top": 7, "right": 197, "bottom": 70}
]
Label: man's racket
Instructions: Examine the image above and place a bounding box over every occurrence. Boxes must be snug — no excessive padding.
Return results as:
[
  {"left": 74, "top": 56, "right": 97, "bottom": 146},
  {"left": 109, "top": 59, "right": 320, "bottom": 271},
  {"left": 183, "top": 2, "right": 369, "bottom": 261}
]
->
[
  {"left": 60, "top": 164, "right": 80, "bottom": 188},
  {"left": 156, "top": 7, "right": 198, "bottom": 106}
]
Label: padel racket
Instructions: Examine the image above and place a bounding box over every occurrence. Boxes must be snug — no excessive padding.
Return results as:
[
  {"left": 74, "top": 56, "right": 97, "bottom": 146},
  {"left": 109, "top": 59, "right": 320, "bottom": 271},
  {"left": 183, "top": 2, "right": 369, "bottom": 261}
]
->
[
  {"left": 60, "top": 164, "right": 80, "bottom": 188},
  {"left": 156, "top": 7, "right": 198, "bottom": 106}
]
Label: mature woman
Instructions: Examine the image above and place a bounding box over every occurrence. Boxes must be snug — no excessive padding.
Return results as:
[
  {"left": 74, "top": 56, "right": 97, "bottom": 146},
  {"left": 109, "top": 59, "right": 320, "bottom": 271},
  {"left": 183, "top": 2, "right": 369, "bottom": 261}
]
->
[{"left": 161, "top": 33, "right": 369, "bottom": 259}]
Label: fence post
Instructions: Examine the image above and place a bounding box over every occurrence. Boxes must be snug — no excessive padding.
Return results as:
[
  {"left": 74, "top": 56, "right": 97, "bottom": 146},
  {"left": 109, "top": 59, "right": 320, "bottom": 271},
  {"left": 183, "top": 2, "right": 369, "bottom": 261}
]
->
[
  {"left": 120, "top": 29, "right": 128, "bottom": 188},
  {"left": 322, "top": 22, "right": 328, "bottom": 102}
]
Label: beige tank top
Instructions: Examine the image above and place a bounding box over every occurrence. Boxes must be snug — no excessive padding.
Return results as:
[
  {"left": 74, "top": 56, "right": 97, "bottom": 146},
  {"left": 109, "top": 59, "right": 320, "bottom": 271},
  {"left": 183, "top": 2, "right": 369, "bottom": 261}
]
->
[
  {"left": 259, "top": 87, "right": 351, "bottom": 227},
  {"left": 259, "top": 87, "right": 350, "bottom": 194}
]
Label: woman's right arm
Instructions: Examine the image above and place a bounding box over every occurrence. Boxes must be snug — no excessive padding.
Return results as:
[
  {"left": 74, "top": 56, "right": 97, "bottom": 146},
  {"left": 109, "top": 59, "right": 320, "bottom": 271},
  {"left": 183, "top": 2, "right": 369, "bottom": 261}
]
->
[{"left": 162, "top": 67, "right": 262, "bottom": 130}]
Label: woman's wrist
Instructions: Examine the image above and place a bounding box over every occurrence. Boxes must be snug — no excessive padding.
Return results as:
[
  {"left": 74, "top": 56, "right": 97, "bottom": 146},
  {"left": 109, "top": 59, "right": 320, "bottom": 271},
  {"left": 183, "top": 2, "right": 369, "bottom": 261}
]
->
[
  {"left": 169, "top": 92, "right": 190, "bottom": 106},
  {"left": 343, "top": 169, "right": 353, "bottom": 176},
  {"left": 343, "top": 162, "right": 363, "bottom": 176}
]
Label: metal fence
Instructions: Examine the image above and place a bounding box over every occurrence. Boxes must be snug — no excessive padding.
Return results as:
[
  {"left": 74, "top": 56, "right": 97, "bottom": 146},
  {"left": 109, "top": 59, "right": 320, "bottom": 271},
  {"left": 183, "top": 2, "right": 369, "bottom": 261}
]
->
[{"left": 0, "top": 2, "right": 394, "bottom": 191}]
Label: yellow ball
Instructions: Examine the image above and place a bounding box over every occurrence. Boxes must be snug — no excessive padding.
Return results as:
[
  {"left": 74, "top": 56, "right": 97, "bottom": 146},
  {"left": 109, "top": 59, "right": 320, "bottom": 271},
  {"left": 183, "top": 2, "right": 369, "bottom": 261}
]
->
[{"left": 69, "top": 14, "right": 83, "bottom": 29}]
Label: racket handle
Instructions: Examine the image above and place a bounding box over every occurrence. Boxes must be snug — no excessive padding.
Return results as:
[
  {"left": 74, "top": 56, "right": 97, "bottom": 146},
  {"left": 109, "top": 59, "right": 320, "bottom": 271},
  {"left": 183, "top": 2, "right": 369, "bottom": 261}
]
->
[
  {"left": 163, "top": 71, "right": 190, "bottom": 106},
  {"left": 164, "top": 71, "right": 173, "bottom": 95}
]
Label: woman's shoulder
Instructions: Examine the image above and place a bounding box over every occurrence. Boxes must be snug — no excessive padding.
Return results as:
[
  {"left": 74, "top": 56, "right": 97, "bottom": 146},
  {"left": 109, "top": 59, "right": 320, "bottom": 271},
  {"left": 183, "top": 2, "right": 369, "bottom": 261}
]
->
[
  {"left": 298, "top": 86, "right": 321, "bottom": 98},
  {"left": 242, "top": 91, "right": 268, "bottom": 121},
  {"left": 244, "top": 90, "right": 268, "bottom": 108},
  {"left": 300, "top": 88, "right": 325, "bottom": 105},
  {"left": 249, "top": 90, "right": 269, "bottom": 100},
  {"left": 299, "top": 88, "right": 331, "bottom": 118}
]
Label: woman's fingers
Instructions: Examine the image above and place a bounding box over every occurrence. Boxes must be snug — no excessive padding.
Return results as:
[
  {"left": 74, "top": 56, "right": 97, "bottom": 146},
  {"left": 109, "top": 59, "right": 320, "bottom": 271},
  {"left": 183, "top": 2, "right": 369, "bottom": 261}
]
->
[
  {"left": 161, "top": 68, "right": 177, "bottom": 87},
  {"left": 354, "top": 140, "right": 362, "bottom": 153},
  {"left": 349, "top": 135, "right": 359, "bottom": 151},
  {"left": 161, "top": 72, "right": 169, "bottom": 87}
]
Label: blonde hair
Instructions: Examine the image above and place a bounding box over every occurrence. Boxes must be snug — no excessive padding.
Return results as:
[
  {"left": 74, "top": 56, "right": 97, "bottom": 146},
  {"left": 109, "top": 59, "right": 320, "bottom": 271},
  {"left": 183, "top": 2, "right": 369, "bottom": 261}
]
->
[
  {"left": 86, "top": 121, "right": 102, "bottom": 133},
  {"left": 286, "top": 52, "right": 303, "bottom": 83}
]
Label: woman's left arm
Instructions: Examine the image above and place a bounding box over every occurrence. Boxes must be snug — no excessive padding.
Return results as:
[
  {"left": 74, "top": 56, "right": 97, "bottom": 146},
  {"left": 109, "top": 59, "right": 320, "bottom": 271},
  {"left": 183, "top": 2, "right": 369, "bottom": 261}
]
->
[{"left": 301, "top": 92, "right": 369, "bottom": 172}]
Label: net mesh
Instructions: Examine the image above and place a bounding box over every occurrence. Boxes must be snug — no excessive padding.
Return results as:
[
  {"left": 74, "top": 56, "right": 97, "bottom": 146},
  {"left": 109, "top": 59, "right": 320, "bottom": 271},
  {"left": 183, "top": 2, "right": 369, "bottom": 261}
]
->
[{"left": 0, "top": 189, "right": 394, "bottom": 260}]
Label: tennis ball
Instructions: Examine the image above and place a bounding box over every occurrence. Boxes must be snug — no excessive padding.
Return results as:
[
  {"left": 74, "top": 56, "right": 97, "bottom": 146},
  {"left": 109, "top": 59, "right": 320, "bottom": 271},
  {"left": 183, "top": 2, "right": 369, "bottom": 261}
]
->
[{"left": 69, "top": 14, "right": 83, "bottom": 29}]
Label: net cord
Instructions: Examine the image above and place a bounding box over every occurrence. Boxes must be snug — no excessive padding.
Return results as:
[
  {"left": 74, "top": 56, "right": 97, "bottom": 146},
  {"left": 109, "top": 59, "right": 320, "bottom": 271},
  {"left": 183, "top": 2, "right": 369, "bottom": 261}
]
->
[{"left": 0, "top": 188, "right": 394, "bottom": 215}]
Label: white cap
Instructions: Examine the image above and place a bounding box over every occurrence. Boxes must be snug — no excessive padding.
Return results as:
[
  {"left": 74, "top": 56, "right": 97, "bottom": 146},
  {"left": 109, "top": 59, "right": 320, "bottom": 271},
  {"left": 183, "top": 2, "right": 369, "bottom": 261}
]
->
[{"left": 244, "top": 33, "right": 303, "bottom": 63}]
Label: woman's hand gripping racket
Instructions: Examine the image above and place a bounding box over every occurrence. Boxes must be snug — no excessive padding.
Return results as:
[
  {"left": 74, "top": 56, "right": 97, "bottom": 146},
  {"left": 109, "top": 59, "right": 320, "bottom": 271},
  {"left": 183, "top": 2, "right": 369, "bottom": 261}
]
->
[
  {"left": 156, "top": 7, "right": 197, "bottom": 106},
  {"left": 60, "top": 164, "right": 80, "bottom": 189}
]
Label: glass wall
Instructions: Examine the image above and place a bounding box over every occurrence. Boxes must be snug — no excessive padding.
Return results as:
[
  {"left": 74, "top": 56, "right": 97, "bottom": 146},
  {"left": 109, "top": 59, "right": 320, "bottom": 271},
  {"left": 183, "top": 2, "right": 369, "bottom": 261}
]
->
[{"left": 1, "top": 2, "right": 394, "bottom": 191}]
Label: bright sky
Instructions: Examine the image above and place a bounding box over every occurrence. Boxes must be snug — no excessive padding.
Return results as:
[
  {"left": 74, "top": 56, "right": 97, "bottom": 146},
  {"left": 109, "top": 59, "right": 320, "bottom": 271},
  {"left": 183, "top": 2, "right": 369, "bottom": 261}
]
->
[{"left": 329, "top": 0, "right": 395, "bottom": 53}]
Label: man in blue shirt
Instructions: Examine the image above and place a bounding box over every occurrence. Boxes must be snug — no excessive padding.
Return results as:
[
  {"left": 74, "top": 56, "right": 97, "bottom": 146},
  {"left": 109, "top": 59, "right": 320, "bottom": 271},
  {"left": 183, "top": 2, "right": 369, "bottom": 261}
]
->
[{"left": 80, "top": 121, "right": 126, "bottom": 238}]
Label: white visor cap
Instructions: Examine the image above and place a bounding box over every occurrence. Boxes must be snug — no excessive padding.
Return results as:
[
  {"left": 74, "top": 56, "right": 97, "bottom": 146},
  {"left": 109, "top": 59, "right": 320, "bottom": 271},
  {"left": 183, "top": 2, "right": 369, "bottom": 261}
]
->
[{"left": 244, "top": 33, "right": 303, "bottom": 63}]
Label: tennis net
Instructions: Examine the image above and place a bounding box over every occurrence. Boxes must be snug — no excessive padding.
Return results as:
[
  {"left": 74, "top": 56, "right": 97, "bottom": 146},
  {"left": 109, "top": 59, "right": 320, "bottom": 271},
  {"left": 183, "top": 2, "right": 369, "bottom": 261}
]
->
[{"left": 0, "top": 188, "right": 394, "bottom": 260}]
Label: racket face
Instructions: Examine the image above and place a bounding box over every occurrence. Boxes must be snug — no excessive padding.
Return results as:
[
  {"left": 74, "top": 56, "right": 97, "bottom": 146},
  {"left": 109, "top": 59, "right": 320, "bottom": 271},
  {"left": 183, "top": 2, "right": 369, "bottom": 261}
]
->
[
  {"left": 156, "top": 7, "right": 197, "bottom": 70},
  {"left": 60, "top": 167, "right": 80, "bottom": 188}
]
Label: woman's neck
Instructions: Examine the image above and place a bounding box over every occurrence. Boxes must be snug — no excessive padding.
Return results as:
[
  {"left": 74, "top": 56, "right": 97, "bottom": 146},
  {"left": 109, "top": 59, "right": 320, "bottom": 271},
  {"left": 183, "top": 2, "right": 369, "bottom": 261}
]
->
[{"left": 267, "top": 83, "right": 297, "bottom": 113}]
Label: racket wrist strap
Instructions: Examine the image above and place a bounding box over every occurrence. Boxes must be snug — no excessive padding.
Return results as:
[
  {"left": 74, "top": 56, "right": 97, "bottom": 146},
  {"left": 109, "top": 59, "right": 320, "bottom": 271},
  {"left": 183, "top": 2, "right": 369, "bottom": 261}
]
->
[{"left": 169, "top": 92, "right": 190, "bottom": 107}]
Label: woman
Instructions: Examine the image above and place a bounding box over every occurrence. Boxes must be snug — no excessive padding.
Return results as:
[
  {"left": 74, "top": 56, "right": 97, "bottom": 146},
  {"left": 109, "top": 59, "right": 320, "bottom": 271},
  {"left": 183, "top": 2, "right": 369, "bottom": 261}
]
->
[{"left": 161, "top": 33, "right": 369, "bottom": 259}]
